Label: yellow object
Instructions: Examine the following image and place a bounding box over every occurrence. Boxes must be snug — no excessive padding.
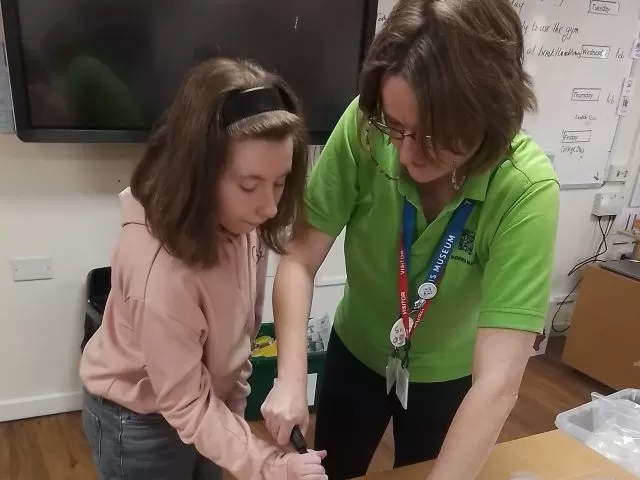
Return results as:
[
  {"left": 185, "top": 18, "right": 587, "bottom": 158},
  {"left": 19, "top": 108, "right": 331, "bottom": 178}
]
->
[
  {"left": 253, "top": 335, "right": 274, "bottom": 350},
  {"left": 252, "top": 341, "right": 278, "bottom": 358}
]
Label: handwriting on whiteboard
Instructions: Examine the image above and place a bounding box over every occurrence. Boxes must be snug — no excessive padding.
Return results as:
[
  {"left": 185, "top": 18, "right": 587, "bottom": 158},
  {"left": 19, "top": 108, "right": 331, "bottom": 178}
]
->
[
  {"left": 376, "top": 0, "right": 397, "bottom": 33},
  {"left": 521, "top": 20, "right": 580, "bottom": 43},
  {"left": 513, "top": 0, "right": 621, "bottom": 14},
  {"left": 512, "top": 0, "right": 566, "bottom": 14},
  {"left": 562, "top": 129, "right": 592, "bottom": 143},
  {"left": 571, "top": 88, "right": 601, "bottom": 102},
  {"left": 588, "top": 0, "right": 620, "bottom": 15},
  {"left": 582, "top": 45, "right": 611, "bottom": 59}
]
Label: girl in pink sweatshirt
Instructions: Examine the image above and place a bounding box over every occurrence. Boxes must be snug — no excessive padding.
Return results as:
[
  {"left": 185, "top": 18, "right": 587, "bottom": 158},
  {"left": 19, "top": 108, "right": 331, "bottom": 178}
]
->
[{"left": 79, "top": 57, "right": 327, "bottom": 480}]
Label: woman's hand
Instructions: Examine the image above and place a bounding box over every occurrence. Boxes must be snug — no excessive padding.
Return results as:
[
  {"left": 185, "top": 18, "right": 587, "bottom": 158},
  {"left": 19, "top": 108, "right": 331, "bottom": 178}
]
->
[
  {"left": 261, "top": 377, "right": 310, "bottom": 446},
  {"left": 284, "top": 449, "right": 327, "bottom": 480}
]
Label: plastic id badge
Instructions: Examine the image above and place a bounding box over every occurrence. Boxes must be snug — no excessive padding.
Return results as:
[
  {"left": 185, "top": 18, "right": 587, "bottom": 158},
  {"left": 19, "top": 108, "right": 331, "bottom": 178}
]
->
[
  {"left": 386, "top": 355, "right": 401, "bottom": 394},
  {"left": 396, "top": 366, "right": 409, "bottom": 409}
]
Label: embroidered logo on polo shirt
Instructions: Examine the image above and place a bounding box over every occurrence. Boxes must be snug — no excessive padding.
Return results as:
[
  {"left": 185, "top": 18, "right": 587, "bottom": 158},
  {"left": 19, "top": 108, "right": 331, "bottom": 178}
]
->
[
  {"left": 458, "top": 229, "right": 475, "bottom": 255},
  {"left": 451, "top": 229, "right": 476, "bottom": 265}
]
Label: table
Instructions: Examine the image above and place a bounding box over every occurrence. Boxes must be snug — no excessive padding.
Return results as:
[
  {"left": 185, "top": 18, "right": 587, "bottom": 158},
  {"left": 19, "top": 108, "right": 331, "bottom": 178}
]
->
[
  {"left": 562, "top": 264, "right": 640, "bottom": 390},
  {"left": 358, "top": 430, "right": 636, "bottom": 479}
]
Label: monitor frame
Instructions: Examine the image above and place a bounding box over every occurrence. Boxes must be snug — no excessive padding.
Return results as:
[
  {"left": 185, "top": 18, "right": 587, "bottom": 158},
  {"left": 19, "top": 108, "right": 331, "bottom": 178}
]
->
[{"left": 0, "top": 0, "right": 379, "bottom": 144}]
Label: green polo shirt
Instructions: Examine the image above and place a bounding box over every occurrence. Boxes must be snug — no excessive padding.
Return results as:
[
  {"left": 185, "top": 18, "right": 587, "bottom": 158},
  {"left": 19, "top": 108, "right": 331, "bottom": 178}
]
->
[{"left": 305, "top": 98, "right": 560, "bottom": 383}]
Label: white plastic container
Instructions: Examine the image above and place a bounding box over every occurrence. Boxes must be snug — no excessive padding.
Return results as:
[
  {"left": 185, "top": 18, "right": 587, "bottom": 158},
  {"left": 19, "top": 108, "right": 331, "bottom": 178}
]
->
[{"left": 555, "top": 389, "right": 640, "bottom": 443}]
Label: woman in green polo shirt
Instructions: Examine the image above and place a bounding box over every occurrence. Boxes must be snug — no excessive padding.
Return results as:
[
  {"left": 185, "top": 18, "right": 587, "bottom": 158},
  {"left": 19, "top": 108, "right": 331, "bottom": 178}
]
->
[{"left": 262, "top": 0, "right": 560, "bottom": 479}]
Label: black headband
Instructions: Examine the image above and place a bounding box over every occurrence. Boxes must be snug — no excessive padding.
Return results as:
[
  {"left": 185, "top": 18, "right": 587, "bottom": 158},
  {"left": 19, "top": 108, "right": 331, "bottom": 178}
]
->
[{"left": 221, "top": 86, "right": 290, "bottom": 127}]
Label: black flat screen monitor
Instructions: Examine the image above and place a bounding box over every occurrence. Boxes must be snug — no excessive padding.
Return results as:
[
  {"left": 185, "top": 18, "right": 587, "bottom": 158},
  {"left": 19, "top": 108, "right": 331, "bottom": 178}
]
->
[{"left": 1, "top": 0, "right": 377, "bottom": 143}]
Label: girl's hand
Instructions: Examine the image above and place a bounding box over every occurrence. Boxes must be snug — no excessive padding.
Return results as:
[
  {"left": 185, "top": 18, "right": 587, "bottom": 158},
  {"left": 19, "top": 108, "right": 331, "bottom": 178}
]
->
[{"left": 285, "top": 450, "right": 328, "bottom": 480}]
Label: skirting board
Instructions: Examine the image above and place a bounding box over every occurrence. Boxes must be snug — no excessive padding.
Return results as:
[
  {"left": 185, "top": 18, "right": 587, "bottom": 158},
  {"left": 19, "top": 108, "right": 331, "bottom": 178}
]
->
[{"left": 0, "top": 391, "right": 82, "bottom": 422}]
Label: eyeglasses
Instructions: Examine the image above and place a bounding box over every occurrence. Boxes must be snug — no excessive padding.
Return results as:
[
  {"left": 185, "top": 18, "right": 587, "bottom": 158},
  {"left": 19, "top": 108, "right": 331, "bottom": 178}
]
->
[{"left": 368, "top": 117, "right": 433, "bottom": 148}]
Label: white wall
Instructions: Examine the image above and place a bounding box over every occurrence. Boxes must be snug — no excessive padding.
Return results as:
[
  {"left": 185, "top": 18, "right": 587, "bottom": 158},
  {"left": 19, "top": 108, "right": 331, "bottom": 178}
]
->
[{"left": 0, "top": 137, "right": 139, "bottom": 421}]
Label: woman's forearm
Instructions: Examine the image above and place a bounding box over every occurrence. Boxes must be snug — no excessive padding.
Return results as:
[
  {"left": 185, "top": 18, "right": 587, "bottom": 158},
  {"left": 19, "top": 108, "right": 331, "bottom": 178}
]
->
[
  {"left": 272, "top": 256, "right": 315, "bottom": 381},
  {"left": 427, "top": 383, "right": 518, "bottom": 480}
]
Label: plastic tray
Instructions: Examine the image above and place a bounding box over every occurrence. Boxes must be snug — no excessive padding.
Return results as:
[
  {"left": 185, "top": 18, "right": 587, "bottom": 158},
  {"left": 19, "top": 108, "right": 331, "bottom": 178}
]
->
[{"left": 554, "top": 388, "right": 640, "bottom": 443}]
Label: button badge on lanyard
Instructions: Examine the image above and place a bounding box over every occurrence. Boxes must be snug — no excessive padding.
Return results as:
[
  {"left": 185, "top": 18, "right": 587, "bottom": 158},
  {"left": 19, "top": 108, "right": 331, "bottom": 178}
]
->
[
  {"left": 417, "top": 282, "right": 437, "bottom": 300},
  {"left": 389, "top": 316, "right": 414, "bottom": 349}
]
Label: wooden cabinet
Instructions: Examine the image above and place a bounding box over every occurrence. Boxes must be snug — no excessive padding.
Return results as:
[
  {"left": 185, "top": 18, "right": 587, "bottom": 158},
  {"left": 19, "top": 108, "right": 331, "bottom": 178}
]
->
[{"left": 562, "top": 264, "right": 640, "bottom": 390}]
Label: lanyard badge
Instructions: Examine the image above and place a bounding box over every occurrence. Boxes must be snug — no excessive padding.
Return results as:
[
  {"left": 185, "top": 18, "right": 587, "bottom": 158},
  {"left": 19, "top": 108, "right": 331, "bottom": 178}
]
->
[{"left": 387, "top": 198, "right": 476, "bottom": 409}]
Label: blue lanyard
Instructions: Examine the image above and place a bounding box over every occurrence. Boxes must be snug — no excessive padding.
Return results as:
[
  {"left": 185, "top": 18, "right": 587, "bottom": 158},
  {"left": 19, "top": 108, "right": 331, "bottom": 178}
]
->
[{"left": 401, "top": 198, "right": 476, "bottom": 302}]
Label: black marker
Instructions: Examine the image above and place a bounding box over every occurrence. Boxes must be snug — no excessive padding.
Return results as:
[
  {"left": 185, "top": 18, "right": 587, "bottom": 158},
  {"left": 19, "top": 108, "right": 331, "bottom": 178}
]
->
[{"left": 290, "top": 425, "right": 308, "bottom": 454}]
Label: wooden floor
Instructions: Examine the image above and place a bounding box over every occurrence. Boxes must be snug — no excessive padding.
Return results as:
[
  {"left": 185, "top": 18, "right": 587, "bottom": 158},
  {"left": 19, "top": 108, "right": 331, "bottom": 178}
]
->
[{"left": 0, "top": 338, "right": 611, "bottom": 480}]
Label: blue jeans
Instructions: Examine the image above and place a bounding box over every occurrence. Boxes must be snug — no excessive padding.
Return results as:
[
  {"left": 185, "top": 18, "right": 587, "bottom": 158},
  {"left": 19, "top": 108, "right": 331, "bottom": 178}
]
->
[{"left": 82, "top": 390, "right": 222, "bottom": 480}]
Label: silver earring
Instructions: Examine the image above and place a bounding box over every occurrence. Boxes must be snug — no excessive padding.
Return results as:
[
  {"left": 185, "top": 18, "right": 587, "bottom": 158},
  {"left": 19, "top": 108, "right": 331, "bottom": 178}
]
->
[
  {"left": 451, "top": 161, "right": 466, "bottom": 190},
  {"left": 451, "top": 161, "right": 459, "bottom": 190}
]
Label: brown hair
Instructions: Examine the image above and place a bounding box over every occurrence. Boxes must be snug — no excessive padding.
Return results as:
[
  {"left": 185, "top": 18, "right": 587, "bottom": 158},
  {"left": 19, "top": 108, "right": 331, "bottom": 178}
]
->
[
  {"left": 130, "top": 57, "right": 308, "bottom": 268},
  {"left": 358, "top": 0, "right": 536, "bottom": 173}
]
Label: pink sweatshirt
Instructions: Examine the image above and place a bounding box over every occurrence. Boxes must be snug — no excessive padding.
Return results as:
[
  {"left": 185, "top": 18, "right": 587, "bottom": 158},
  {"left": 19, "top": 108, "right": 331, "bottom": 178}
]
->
[{"left": 80, "top": 188, "right": 287, "bottom": 479}]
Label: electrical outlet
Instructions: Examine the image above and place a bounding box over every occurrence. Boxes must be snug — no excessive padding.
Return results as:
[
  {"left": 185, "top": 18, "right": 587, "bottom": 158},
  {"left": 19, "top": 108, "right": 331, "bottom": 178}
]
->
[
  {"left": 592, "top": 192, "right": 625, "bottom": 217},
  {"left": 605, "top": 165, "right": 630, "bottom": 183},
  {"left": 11, "top": 256, "right": 53, "bottom": 281},
  {"left": 546, "top": 294, "right": 577, "bottom": 337}
]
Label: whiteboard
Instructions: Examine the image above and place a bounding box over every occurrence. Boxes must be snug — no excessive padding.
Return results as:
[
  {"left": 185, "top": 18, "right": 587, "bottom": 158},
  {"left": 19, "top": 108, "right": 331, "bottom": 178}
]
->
[
  {"left": 519, "top": 0, "right": 638, "bottom": 187},
  {"left": 376, "top": 0, "right": 640, "bottom": 188}
]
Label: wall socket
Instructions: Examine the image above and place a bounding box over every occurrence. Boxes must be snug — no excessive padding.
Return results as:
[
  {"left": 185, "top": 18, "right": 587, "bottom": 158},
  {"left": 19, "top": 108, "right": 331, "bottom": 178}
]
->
[
  {"left": 546, "top": 293, "right": 578, "bottom": 337},
  {"left": 11, "top": 257, "right": 53, "bottom": 282},
  {"left": 592, "top": 192, "right": 625, "bottom": 217}
]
